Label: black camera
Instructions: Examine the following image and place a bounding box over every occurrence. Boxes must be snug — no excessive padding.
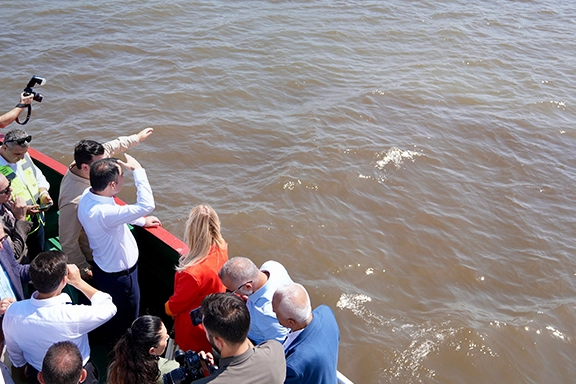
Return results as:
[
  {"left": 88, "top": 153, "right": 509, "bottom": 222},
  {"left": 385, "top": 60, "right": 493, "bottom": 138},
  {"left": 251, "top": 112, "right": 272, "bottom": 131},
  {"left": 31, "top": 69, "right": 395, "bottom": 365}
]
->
[
  {"left": 163, "top": 350, "right": 205, "bottom": 384},
  {"left": 23, "top": 75, "right": 46, "bottom": 102}
]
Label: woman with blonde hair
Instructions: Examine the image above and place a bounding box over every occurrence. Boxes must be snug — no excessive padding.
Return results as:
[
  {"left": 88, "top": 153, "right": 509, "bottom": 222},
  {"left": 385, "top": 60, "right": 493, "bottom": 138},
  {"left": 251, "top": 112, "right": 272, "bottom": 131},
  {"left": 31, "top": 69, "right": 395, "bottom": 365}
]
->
[{"left": 165, "top": 204, "right": 228, "bottom": 352}]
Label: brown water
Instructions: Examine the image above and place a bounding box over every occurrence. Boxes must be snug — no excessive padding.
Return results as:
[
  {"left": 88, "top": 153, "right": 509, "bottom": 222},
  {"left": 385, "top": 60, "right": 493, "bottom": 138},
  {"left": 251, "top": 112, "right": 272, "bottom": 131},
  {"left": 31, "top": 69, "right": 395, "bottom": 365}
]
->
[{"left": 2, "top": 1, "right": 576, "bottom": 382}]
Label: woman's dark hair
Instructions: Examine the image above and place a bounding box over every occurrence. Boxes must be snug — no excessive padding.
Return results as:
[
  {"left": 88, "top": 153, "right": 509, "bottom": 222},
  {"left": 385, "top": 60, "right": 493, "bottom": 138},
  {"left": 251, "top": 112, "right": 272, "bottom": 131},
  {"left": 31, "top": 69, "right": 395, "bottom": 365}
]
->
[{"left": 108, "top": 315, "right": 164, "bottom": 384}]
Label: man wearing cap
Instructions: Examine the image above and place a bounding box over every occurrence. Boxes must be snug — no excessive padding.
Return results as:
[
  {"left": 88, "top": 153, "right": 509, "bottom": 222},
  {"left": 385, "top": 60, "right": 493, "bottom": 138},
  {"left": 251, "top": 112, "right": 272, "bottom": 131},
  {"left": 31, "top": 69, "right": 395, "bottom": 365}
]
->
[
  {"left": 0, "top": 129, "right": 52, "bottom": 262},
  {"left": 58, "top": 128, "right": 153, "bottom": 278}
]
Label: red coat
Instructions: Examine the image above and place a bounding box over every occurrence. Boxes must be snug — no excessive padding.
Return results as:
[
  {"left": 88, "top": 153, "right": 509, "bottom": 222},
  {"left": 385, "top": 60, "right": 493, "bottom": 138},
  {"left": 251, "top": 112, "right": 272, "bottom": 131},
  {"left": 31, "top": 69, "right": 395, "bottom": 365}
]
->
[{"left": 165, "top": 243, "right": 228, "bottom": 352}]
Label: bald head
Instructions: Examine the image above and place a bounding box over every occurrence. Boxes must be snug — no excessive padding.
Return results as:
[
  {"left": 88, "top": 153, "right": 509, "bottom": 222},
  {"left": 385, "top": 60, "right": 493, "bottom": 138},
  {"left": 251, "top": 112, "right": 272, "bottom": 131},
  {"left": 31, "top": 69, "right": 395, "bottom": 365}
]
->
[
  {"left": 272, "top": 283, "right": 312, "bottom": 331},
  {"left": 0, "top": 173, "right": 11, "bottom": 204}
]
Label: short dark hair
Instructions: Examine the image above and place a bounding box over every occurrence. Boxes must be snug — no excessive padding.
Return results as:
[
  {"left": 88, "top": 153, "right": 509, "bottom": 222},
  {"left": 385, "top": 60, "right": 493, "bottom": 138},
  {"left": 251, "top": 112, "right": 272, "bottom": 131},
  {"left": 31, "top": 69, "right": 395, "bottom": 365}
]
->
[
  {"left": 201, "top": 293, "right": 250, "bottom": 345},
  {"left": 89, "top": 158, "right": 119, "bottom": 192},
  {"left": 30, "top": 251, "right": 68, "bottom": 294},
  {"left": 41, "top": 341, "right": 83, "bottom": 384},
  {"left": 74, "top": 140, "right": 105, "bottom": 168}
]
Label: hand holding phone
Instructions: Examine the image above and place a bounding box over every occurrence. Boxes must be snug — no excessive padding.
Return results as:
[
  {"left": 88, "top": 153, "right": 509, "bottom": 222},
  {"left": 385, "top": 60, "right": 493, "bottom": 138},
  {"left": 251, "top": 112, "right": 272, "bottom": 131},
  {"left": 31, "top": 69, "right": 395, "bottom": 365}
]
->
[
  {"left": 190, "top": 306, "right": 203, "bottom": 326},
  {"left": 37, "top": 202, "right": 53, "bottom": 212}
]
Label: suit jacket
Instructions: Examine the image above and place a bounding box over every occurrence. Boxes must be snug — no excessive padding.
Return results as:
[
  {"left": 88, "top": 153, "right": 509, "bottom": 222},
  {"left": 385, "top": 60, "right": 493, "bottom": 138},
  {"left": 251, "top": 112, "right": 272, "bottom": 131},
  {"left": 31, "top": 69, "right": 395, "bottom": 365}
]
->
[
  {"left": 0, "top": 203, "right": 32, "bottom": 264},
  {"left": 0, "top": 242, "right": 30, "bottom": 301},
  {"left": 284, "top": 305, "right": 340, "bottom": 384}
]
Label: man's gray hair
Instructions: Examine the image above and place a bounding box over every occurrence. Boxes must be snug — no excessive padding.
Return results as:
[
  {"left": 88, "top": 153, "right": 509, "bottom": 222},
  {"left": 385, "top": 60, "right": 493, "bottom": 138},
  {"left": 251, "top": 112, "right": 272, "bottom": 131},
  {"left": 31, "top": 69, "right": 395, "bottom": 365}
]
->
[
  {"left": 218, "top": 257, "right": 260, "bottom": 287},
  {"left": 274, "top": 283, "right": 312, "bottom": 323},
  {"left": 3, "top": 129, "right": 31, "bottom": 149}
]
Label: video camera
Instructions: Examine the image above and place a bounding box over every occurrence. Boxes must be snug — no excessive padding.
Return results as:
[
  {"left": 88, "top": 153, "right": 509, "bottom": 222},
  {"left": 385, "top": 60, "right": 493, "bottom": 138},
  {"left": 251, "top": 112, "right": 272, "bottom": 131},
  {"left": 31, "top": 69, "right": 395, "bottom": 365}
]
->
[
  {"left": 23, "top": 75, "right": 46, "bottom": 103},
  {"left": 163, "top": 349, "right": 215, "bottom": 384}
]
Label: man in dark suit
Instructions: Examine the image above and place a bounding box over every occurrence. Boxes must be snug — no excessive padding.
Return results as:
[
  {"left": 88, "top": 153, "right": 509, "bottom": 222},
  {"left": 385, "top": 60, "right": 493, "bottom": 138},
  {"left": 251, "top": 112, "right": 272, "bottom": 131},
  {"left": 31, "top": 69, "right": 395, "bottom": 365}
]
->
[
  {"left": 272, "top": 283, "right": 340, "bottom": 384},
  {"left": 0, "top": 172, "right": 33, "bottom": 263},
  {"left": 0, "top": 225, "right": 30, "bottom": 311}
]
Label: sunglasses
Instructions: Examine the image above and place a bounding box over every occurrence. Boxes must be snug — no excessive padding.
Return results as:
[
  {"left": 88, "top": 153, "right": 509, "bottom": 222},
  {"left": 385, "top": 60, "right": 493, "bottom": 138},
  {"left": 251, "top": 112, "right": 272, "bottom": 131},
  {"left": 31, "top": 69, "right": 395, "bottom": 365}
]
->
[
  {"left": 0, "top": 181, "right": 11, "bottom": 195},
  {"left": 4, "top": 135, "right": 32, "bottom": 146},
  {"left": 226, "top": 280, "right": 253, "bottom": 294}
]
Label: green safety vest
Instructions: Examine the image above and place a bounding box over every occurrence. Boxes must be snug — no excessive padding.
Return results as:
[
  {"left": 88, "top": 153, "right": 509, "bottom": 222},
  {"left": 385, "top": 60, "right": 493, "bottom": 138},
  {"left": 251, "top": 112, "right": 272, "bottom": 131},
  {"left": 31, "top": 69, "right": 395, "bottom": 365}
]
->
[{"left": 0, "top": 156, "right": 41, "bottom": 222}]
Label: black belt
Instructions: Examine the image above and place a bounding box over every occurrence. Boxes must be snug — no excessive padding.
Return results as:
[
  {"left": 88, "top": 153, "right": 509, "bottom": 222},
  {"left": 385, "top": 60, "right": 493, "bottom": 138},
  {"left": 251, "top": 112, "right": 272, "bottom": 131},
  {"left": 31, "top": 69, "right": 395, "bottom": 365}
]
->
[{"left": 104, "top": 263, "right": 137, "bottom": 277}]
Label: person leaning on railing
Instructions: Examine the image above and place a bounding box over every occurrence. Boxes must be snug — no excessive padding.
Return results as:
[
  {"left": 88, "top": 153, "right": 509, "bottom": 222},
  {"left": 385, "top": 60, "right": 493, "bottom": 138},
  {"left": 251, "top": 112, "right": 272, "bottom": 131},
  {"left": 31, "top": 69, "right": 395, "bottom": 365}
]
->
[
  {"left": 0, "top": 93, "right": 33, "bottom": 129},
  {"left": 165, "top": 204, "right": 228, "bottom": 353}
]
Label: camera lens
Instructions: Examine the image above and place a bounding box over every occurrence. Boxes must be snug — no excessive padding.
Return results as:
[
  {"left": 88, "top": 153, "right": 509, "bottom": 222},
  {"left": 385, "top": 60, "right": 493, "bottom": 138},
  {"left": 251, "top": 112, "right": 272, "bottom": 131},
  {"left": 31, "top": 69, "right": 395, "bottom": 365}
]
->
[{"left": 32, "top": 92, "right": 43, "bottom": 103}]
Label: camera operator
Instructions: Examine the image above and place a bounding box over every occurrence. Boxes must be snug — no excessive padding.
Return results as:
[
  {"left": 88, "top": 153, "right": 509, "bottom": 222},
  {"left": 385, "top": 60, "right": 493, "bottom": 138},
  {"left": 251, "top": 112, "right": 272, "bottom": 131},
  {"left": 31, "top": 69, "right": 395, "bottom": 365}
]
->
[
  {"left": 0, "top": 93, "right": 33, "bottom": 128},
  {"left": 108, "top": 315, "right": 179, "bottom": 384},
  {"left": 192, "top": 293, "right": 285, "bottom": 384}
]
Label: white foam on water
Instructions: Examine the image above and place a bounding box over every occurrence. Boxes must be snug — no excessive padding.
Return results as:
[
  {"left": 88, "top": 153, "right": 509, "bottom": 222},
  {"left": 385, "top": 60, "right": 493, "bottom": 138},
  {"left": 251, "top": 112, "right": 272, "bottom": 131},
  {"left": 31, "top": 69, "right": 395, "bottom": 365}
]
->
[
  {"left": 336, "top": 293, "right": 390, "bottom": 326},
  {"left": 375, "top": 147, "right": 424, "bottom": 170}
]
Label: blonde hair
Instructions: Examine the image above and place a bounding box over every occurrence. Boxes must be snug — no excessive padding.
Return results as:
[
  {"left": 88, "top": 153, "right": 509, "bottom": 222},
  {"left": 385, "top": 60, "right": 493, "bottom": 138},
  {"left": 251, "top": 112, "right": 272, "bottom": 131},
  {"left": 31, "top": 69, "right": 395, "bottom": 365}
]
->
[{"left": 177, "top": 204, "right": 224, "bottom": 271}]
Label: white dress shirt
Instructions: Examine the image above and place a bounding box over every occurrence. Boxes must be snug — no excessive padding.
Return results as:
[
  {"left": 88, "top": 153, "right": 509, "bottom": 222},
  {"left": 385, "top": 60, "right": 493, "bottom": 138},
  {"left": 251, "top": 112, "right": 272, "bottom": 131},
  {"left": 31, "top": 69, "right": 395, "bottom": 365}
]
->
[
  {"left": 3, "top": 290, "right": 117, "bottom": 371},
  {"left": 77, "top": 168, "right": 154, "bottom": 273},
  {"left": 247, "top": 260, "right": 293, "bottom": 344},
  {"left": 58, "top": 134, "right": 142, "bottom": 269},
  {"left": 282, "top": 328, "right": 303, "bottom": 351}
]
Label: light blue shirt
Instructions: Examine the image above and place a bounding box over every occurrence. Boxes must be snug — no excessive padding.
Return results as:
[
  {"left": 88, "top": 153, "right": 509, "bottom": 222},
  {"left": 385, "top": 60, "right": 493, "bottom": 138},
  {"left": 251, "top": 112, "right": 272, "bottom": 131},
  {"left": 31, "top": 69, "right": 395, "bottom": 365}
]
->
[
  {"left": 247, "top": 260, "right": 293, "bottom": 344},
  {"left": 0, "top": 262, "right": 16, "bottom": 300}
]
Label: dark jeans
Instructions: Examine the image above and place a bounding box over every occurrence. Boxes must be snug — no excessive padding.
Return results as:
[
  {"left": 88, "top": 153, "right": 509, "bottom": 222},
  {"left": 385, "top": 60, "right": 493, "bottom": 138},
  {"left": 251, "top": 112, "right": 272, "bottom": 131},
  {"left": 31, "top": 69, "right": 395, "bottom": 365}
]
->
[
  {"left": 25, "top": 213, "right": 44, "bottom": 262},
  {"left": 91, "top": 263, "right": 140, "bottom": 346},
  {"left": 26, "top": 359, "right": 98, "bottom": 384}
]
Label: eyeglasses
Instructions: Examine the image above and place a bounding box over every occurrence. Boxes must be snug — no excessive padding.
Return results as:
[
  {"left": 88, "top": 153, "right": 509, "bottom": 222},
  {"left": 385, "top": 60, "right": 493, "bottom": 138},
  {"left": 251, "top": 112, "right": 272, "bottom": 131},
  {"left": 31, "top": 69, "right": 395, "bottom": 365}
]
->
[
  {"left": 4, "top": 135, "right": 32, "bottom": 146},
  {"left": 0, "top": 181, "right": 11, "bottom": 195},
  {"left": 227, "top": 280, "right": 253, "bottom": 294}
]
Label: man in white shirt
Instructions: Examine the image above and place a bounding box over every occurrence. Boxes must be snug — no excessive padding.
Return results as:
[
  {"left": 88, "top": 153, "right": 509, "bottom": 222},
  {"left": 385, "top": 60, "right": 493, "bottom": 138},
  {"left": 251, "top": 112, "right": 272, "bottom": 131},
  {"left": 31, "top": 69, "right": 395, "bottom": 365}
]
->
[
  {"left": 77, "top": 154, "right": 160, "bottom": 344},
  {"left": 0, "top": 129, "right": 52, "bottom": 261},
  {"left": 218, "top": 257, "right": 293, "bottom": 345},
  {"left": 3, "top": 251, "right": 117, "bottom": 384},
  {"left": 58, "top": 128, "right": 153, "bottom": 279}
]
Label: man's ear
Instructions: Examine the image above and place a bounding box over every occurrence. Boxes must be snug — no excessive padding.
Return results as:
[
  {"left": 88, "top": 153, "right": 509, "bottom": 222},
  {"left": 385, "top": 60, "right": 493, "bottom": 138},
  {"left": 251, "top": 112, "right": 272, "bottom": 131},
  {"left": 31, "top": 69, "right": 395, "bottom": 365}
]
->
[
  {"left": 79, "top": 368, "right": 88, "bottom": 383},
  {"left": 213, "top": 335, "right": 225, "bottom": 351},
  {"left": 37, "top": 371, "right": 45, "bottom": 384}
]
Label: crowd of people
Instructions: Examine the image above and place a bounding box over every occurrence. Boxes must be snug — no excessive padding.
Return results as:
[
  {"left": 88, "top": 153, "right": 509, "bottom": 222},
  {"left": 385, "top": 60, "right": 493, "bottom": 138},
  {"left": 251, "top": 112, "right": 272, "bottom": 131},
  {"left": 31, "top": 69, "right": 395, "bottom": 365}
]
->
[{"left": 0, "top": 94, "right": 341, "bottom": 384}]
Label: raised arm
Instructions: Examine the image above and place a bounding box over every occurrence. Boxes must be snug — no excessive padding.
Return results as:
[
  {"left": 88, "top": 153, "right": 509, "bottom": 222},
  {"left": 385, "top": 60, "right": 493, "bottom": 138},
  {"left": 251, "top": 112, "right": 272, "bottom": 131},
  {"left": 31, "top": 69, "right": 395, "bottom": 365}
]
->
[{"left": 0, "top": 93, "right": 33, "bottom": 129}]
